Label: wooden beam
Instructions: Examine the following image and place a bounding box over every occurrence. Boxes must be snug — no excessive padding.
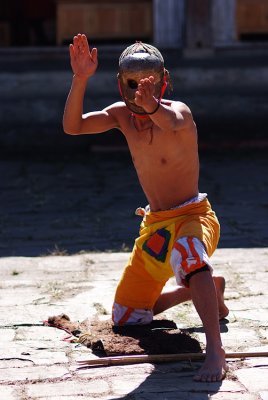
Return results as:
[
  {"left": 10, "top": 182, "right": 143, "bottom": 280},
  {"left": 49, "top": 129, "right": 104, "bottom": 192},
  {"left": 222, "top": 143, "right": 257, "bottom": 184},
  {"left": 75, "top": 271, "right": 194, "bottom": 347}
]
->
[{"left": 76, "top": 351, "right": 268, "bottom": 367}]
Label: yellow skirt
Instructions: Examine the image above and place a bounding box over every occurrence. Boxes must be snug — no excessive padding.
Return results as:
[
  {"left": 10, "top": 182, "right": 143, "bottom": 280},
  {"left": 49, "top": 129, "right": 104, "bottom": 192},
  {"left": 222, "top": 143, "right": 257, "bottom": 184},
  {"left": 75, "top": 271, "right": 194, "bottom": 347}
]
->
[{"left": 114, "top": 198, "right": 220, "bottom": 310}]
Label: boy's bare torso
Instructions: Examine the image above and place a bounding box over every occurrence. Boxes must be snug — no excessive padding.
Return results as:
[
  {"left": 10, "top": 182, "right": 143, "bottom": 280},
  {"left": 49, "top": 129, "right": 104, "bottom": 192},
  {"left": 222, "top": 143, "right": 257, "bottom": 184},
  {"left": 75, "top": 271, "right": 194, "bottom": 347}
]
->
[
  {"left": 63, "top": 34, "right": 200, "bottom": 212},
  {"left": 111, "top": 100, "right": 199, "bottom": 212}
]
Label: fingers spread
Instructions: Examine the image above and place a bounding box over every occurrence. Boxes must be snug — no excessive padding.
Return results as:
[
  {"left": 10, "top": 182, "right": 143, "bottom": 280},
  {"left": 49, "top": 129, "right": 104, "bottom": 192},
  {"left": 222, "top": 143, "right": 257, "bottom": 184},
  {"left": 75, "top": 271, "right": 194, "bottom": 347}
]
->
[{"left": 72, "top": 34, "right": 98, "bottom": 64}]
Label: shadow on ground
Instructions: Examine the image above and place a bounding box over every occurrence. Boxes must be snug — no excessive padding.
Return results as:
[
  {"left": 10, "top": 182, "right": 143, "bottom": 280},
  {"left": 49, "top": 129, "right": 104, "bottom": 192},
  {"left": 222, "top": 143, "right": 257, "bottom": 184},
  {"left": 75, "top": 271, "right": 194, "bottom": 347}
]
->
[{"left": 0, "top": 150, "right": 267, "bottom": 257}]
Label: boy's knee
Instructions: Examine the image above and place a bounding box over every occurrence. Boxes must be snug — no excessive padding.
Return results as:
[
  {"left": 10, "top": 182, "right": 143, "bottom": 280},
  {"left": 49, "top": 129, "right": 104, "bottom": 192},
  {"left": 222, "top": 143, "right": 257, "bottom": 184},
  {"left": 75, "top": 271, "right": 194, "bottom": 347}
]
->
[
  {"left": 112, "top": 302, "right": 153, "bottom": 325},
  {"left": 170, "top": 236, "right": 213, "bottom": 287}
]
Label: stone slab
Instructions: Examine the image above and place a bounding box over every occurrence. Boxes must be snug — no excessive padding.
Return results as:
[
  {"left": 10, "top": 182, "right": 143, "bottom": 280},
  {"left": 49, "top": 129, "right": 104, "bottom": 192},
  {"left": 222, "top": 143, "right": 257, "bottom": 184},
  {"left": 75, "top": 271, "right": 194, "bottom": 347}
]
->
[{"left": 0, "top": 247, "right": 267, "bottom": 398}]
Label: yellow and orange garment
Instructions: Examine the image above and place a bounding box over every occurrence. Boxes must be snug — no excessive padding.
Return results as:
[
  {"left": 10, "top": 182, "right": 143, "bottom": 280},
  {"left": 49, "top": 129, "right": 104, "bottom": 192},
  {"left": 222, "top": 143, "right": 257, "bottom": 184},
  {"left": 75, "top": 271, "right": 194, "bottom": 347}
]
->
[{"left": 113, "top": 197, "right": 220, "bottom": 325}]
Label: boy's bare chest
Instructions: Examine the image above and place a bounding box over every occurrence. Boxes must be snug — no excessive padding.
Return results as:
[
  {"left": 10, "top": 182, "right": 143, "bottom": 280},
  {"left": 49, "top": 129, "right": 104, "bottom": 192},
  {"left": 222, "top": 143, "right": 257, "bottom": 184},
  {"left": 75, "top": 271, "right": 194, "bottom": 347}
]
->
[
  {"left": 122, "top": 118, "right": 171, "bottom": 148},
  {"left": 118, "top": 113, "right": 190, "bottom": 169},
  {"left": 124, "top": 129, "right": 184, "bottom": 176}
]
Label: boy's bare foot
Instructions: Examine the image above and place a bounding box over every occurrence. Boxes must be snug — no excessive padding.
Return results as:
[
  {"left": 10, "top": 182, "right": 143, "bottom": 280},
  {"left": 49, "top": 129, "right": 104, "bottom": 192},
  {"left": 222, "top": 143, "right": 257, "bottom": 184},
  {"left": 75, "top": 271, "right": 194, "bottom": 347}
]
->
[
  {"left": 193, "top": 347, "right": 228, "bottom": 382},
  {"left": 214, "top": 276, "right": 229, "bottom": 320}
]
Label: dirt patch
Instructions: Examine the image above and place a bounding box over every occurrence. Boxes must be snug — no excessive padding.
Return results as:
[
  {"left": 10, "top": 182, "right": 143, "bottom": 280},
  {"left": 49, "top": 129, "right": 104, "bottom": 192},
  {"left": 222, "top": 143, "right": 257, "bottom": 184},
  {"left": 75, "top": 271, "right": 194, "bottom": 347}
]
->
[{"left": 46, "top": 314, "right": 202, "bottom": 356}]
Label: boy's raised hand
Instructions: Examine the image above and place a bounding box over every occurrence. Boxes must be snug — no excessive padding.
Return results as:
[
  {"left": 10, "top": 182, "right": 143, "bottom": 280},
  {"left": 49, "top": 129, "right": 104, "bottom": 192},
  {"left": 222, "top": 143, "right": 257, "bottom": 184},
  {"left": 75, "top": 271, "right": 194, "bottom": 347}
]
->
[
  {"left": 69, "top": 34, "right": 98, "bottom": 79},
  {"left": 134, "top": 76, "right": 157, "bottom": 113}
]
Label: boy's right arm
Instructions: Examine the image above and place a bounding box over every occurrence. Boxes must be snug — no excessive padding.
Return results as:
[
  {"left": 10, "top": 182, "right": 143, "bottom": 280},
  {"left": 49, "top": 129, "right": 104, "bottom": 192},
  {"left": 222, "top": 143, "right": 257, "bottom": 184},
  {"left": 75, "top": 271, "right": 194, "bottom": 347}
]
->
[{"left": 63, "top": 34, "right": 118, "bottom": 135}]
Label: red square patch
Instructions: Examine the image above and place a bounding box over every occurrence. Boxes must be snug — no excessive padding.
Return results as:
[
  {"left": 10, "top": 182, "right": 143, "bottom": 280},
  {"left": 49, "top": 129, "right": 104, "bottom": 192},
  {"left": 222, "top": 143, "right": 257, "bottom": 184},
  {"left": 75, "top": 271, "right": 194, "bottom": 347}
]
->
[{"left": 146, "top": 233, "right": 165, "bottom": 255}]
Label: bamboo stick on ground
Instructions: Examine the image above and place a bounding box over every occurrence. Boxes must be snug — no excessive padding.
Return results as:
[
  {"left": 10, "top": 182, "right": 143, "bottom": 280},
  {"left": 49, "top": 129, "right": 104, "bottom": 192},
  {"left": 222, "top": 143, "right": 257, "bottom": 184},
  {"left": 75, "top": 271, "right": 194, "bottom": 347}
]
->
[{"left": 76, "top": 351, "right": 268, "bottom": 367}]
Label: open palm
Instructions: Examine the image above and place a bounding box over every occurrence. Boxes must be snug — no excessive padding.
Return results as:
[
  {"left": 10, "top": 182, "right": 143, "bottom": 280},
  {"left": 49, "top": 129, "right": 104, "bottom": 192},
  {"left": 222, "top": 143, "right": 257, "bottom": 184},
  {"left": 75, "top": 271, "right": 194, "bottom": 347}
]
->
[{"left": 69, "top": 34, "right": 98, "bottom": 78}]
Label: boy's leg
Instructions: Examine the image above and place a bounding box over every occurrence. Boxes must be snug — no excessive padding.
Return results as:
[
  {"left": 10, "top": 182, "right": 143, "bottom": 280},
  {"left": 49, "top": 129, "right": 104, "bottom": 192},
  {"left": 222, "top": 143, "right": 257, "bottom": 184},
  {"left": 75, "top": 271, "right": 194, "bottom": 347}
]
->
[
  {"left": 153, "top": 276, "right": 229, "bottom": 320},
  {"left": 189, "top": 270, "right": 228, "bottom": 382},
  {"left": 113, "top": 251, "right": 166, "bottom": 325},
  {"left": 153, "top": 286, "right": 190, "bottom": 315},
  {"left": 168, "top": 236, "right": 228, "bottom": 381}
]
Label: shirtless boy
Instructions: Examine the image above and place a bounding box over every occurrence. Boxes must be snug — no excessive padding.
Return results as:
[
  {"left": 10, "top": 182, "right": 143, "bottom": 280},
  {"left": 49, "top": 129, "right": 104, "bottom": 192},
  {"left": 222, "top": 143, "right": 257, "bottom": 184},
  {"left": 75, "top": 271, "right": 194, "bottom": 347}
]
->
[{"left": 63, "top": 34, "right": 229, "bottom": 382}]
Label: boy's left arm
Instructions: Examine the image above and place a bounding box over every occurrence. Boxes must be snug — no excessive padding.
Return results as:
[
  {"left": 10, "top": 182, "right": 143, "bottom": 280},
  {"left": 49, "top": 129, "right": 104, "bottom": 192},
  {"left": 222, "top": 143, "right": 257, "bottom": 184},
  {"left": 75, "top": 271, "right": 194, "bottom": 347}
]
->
[{"left": 135, "top": 76, "right": 192, "bottom": 132}]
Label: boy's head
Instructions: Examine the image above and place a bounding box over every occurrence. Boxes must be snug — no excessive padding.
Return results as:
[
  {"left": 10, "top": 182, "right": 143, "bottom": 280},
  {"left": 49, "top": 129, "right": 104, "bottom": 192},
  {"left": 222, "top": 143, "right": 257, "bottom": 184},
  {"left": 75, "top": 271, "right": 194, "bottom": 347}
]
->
[{"left": 118, "top": 42, "right": 170, "bottom": 115}]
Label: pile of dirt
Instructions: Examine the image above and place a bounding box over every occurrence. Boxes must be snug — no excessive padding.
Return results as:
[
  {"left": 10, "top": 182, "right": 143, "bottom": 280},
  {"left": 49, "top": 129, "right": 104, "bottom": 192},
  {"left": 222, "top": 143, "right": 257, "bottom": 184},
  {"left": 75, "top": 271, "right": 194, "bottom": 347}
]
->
[{"left": 46, "top": 314, "right": 202, "bottom": 356}]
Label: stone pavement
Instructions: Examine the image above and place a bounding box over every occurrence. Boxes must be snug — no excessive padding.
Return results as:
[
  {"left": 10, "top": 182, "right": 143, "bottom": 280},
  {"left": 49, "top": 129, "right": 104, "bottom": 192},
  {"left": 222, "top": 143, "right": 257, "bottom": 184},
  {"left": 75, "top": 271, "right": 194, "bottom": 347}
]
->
[
  {"left": 0, "top": 249, "right": 268, "bottom": 399},
  {"left": 0, "top": 152, "right": 268, "bottom": 399}
]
